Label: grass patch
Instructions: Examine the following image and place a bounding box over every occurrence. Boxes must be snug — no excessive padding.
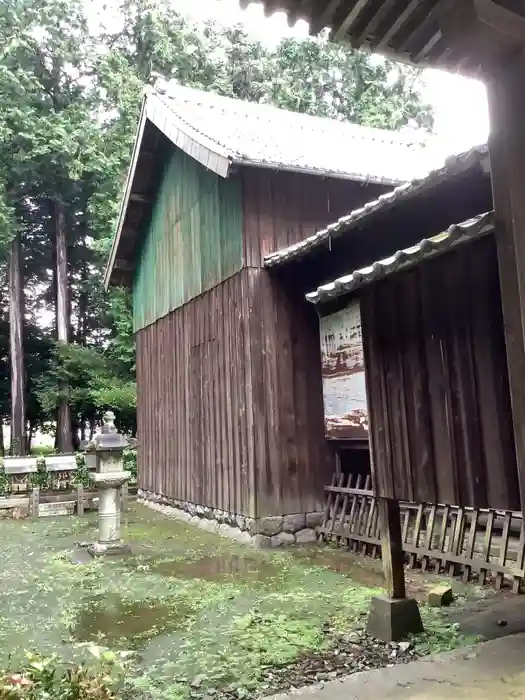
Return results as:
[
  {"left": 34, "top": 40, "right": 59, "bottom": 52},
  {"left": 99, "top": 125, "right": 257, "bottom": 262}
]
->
[{"left": 0, "top": 505, "right": 483, "bottom": 700}]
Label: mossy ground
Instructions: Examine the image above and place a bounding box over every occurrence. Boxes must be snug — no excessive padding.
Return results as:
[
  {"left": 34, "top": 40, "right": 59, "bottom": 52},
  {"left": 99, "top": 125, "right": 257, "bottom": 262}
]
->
[{"left": 0, "top": 504, "right": 481, "bottom": 699}]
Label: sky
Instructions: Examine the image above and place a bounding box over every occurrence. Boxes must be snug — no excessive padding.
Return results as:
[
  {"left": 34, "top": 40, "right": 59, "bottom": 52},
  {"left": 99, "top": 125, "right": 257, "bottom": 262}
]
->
[{"left": 169, "top": 0, "right": 490, "bottom": 156}]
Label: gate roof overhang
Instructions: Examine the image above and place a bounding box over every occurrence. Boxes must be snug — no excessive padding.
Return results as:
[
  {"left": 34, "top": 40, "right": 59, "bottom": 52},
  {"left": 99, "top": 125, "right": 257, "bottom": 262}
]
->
[{"left": 241, "top": 1, "right": 525, "bottom": 76}]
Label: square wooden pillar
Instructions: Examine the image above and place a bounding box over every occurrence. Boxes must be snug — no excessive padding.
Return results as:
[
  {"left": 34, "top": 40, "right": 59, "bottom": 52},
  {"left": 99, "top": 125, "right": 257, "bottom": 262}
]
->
[
  {"left": 487, "top": 48, "right": 525, "bottom": 521},
  {"left": 378, "top": 497, "right": 406, "bottom": 599},
  {"left": 366, "top": 497, "right": 423, "bottom": 642}
]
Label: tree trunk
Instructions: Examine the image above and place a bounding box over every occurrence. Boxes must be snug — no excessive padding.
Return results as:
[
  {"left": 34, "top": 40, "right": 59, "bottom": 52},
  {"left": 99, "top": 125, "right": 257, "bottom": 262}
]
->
[
  {"left": 27, "top": 421, "right": 35, "bottom": 453},
  {"left": 76, "top": 255, "right": 88, "bottom": 345},
  {"left": 0, "top": 422, "right": 5, "bottom": 457},
  {"left": 9, "top": 232, "right": 26, "bottom": 456},
  {"left": 55, "top": 200, "right": 73, "bottom": 454}
]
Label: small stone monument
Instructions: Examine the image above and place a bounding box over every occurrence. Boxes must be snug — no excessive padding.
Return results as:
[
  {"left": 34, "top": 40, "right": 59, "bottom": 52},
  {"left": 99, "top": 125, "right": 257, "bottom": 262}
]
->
[{"left": 83, "top": 410, "right": 131, "bottom": 557}]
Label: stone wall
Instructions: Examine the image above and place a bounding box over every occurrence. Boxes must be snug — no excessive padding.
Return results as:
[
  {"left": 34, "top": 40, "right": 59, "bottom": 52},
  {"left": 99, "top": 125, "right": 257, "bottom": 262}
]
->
[{"left": 138, "top": 490, "right": 323, "bottom": 547}]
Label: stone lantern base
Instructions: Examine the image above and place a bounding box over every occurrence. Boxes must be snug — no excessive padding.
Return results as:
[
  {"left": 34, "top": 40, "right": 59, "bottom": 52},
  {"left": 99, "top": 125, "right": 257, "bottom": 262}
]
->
[{"left": 89, "top": 541, "right": 132, "bottom": 557}]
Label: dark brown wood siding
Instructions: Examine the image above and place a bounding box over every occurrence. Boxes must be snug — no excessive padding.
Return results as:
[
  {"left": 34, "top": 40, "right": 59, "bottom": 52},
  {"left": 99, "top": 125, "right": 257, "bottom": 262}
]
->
[
  {"left": 241, "top": 167, "right": 386, "bottom": 266},
  {"left": 361, "top": 234, "right": 519, "bottom": 510},
  {"left": 239, "top": 168, "right": 376, "bottom": 515},
  {"left": 136, "top": 269, "right": 256, "bottom": 517},
  {"left": 246, "top": 267, "right": 334, "bottom": 516},
  {"left": 136, "top": 265, "right": 334, "bottom": 518}
]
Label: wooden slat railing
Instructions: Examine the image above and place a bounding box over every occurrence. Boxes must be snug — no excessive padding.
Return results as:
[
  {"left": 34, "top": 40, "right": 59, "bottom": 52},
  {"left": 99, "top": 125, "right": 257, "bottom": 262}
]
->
[{"left": 318, "top": 472, "right": 525, "bottom": 593}]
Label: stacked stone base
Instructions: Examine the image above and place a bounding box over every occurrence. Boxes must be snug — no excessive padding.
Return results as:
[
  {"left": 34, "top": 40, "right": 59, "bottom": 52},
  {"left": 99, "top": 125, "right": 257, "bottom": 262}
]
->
[{"left": 137, "top": 489, "right": 322, "bottom": 547}]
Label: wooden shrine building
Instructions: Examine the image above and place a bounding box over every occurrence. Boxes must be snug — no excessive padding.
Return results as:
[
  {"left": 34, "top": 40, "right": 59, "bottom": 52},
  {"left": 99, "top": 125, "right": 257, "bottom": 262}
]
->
[
  {"left": 242, "top": 0, "right": 525, "bottom": 614},
  {"left": 105, "top": 81, "right": 447, "bottom": 543}
]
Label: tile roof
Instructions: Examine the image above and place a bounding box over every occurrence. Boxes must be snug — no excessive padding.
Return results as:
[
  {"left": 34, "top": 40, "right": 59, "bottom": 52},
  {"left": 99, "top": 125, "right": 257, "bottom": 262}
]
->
[
  {"left": 149, "top": 80, "right": 445, "bottom": 186},
  {"left": 264, "top": 144, "right": 489, "bottom": 268},
  {"left": 305, "top": 211, "right": 494, "bottom": 305}
]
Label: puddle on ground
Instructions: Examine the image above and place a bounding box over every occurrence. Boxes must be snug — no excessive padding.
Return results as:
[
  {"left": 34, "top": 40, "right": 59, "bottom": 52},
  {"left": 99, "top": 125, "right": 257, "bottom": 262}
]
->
[
  {"left": 291, "top": 548, "right": 386, "bottom": 587},
  {"left": 150, "top": 553, "right": 281, "bottom": 582},
  {"left": 73, "top": 594, "right": 189, "bottom": 647},
  {"left": 290, "top": 548, "right": 438, "bottom": 598}
]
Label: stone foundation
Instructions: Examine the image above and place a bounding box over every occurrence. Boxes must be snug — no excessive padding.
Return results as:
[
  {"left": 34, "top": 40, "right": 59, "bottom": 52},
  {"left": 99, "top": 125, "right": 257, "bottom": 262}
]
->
[{"left": 138, "top": 489, "right": 323, "bottom": 547}]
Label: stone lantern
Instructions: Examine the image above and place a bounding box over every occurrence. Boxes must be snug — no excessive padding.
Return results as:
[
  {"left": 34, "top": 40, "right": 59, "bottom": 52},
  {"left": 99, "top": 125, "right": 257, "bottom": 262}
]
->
[{"left": 84, "top": 410, "right": 131, "bottom": 556}]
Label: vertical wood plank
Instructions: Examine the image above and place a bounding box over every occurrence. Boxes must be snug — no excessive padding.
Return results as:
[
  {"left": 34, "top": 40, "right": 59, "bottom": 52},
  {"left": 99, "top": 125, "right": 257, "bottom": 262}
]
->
[
  {"left": 378, "top": 497, "right": 406, "bottom": 600},
  {"left": 513, "top": 517, "right": 525, "bottom": 593},
  {"left": 487, "top": 62, "right": 525, "bottom": 523},
  {"left": 421, "top": 504, "right": 436, "bottom": 572},
  {"left": 480, "top": 510, "right": 495, "bottom": 586},
  {"left": 337, "top": 472, "right": 353, "bottom": 539},
  {"left": 437, "top": 504, "right": 450, "bottom": 572},
  {"left": 321, "top": 471, "right": 337, "bottom": 537},
  {"left": 329, "top": 472, "right": 346, "bottom": 536},
  {"left": 347, "top": 474, "right": 363, "bottom": 550},
  {"left": 356, "top": 475, "right": 371, "bottom": 529},
  {"left": 370, "top": 497, "right": 380, "bottom": 558},
  {"left": 363, "top": 490, "right": 376, "bottom": 555},
  {"left": 462, "top": 509, "right": 479, "bottom": 583},
  {"left": 495, "top": 511, "right": 512, "bottom": 590},
  {"left": 408, "top": 502, "right": 424, "bottom": 569},
  {"left": 448, "top": 507, "right": 465, "bottom": 576}
]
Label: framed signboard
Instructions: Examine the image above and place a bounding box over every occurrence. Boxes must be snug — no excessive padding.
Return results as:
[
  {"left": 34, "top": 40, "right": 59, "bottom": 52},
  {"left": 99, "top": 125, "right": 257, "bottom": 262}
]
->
[{"left": 320, "top": 301, "right": 368, "bottom": 440}]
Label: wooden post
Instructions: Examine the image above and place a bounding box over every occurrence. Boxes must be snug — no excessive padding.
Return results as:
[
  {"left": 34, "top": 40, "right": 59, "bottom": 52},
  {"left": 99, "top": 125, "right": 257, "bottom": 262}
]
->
[
  {"left": 77, "top": 484, "right": 84, "bottom": 516},
  {"left": 486, "top": 49, "right": 525, "bottom": 523},
  {"left": 378, "top": 497, "right": 405, "bottom": 599},
  {"left": 367, "top": 496, "right": 422, "bottom": 641},
  {"left": 30, "top": 486, "right": 40, "bottom": 519}
]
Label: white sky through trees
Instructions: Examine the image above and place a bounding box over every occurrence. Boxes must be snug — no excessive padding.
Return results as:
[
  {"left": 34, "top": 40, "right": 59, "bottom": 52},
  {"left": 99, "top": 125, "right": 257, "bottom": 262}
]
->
[{"left": 91, "top": 0, "right": 489, "bottom": 155}]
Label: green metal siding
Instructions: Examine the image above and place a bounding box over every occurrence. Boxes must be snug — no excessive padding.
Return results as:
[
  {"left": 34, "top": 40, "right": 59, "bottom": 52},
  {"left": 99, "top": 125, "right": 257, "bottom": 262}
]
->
[{"left": 133, "top": 147, "right": 243, "bottom": 331}]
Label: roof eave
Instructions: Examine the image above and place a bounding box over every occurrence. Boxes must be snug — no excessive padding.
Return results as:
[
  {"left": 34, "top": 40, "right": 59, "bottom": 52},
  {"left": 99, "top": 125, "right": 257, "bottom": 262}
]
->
[
  {"left": 235, "top": 158, "right": 404, "bottom": 187},
  {"left": 263, "top": 145, "right": 490, "bottom": 269},
  {"left": 306, "top": 211, "right": 495, "bottom": 305},
  {"left": 104, "top": 96, "right": 148, "bottom": 291},
  {"left": 148, "top": 94, "right": 232, "bottom": 178},
  {"left": 104, "top": 94, "right": 235, "bottom": 290}
]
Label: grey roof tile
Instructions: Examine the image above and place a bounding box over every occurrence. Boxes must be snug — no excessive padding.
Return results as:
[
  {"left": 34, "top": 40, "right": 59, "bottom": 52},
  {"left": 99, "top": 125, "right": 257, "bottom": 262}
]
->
[
  {"left": 153, "top": 80, "right": 445, "bottom": 186},
  {"left": 305, "top": 211, "right": 494, "bottom": 304}
]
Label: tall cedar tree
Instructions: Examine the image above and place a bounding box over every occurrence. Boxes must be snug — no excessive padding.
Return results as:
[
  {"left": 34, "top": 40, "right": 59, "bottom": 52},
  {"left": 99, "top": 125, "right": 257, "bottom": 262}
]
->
[{"left": 0, "top": 0, "right": 433, "bottom": 446}]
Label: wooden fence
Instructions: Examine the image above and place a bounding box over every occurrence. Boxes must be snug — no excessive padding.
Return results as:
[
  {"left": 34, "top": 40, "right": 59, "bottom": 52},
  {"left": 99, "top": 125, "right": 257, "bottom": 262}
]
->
[
  {"left": 0, "top": 455, "right": 136, "bottom": 518},
  {"left": 319, "top": 472, "right": 525, "bottom": 593}
]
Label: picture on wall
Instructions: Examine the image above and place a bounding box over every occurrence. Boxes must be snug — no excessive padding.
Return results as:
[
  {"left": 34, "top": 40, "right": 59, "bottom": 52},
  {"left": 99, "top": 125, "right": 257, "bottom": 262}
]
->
[{"left": 320, "top": 301, "right": 368, "bottom": 440}]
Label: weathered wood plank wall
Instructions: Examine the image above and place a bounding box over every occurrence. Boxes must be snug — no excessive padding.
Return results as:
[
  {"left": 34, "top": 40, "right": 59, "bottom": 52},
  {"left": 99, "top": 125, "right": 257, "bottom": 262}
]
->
[
  {"left": 245, "top": 268, "right": 333, "bottom": 516},
  {"left": 133, "top": 146, "right": 243, "bottom": 331},
  {"left": 135, "top": 267, "right": 337, "bottom": 518},
  {"left": 361, "top": 233, "right": 519, "bottom": 510},
  {"left": 135, "top": 169, "right": 383, "bottom": 518},
  {"left": 241, "top": 168, "right": 385, "bottom": 266},
  {"left": 136, "top": 270, "right": 256, "bottom": 517},
  {"left": 240, "top": 169, "right": 387, "bottom": 516}
]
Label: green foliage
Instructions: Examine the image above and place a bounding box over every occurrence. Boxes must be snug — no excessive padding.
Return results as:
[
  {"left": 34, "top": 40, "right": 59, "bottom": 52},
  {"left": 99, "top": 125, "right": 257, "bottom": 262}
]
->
[
  {"left": 71, "top": 453, "right": 90, "bottom": 487},
  {"left": 30, "top": 459, "right": 50, "bottom": 490},
  {"left": 0, "top": 646, "right": 129, "bottom": 699},
  {"left": 0, "top": 507, "right": 484, "bottom": 700},
  {"left": 0, "top": 466, "right": 9, "bottom": 497},
  {"left": 0, "top": 0, "right": 433, "bottom": 445},
  {"left": 123, "top": 450, "right": 137, "bottom": 482},
  {"left": 36, "top": 342, "right": 136, "bottom": 437},
  {"left": 414, "top": 607, "right": 481, "bottom": 655}
]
